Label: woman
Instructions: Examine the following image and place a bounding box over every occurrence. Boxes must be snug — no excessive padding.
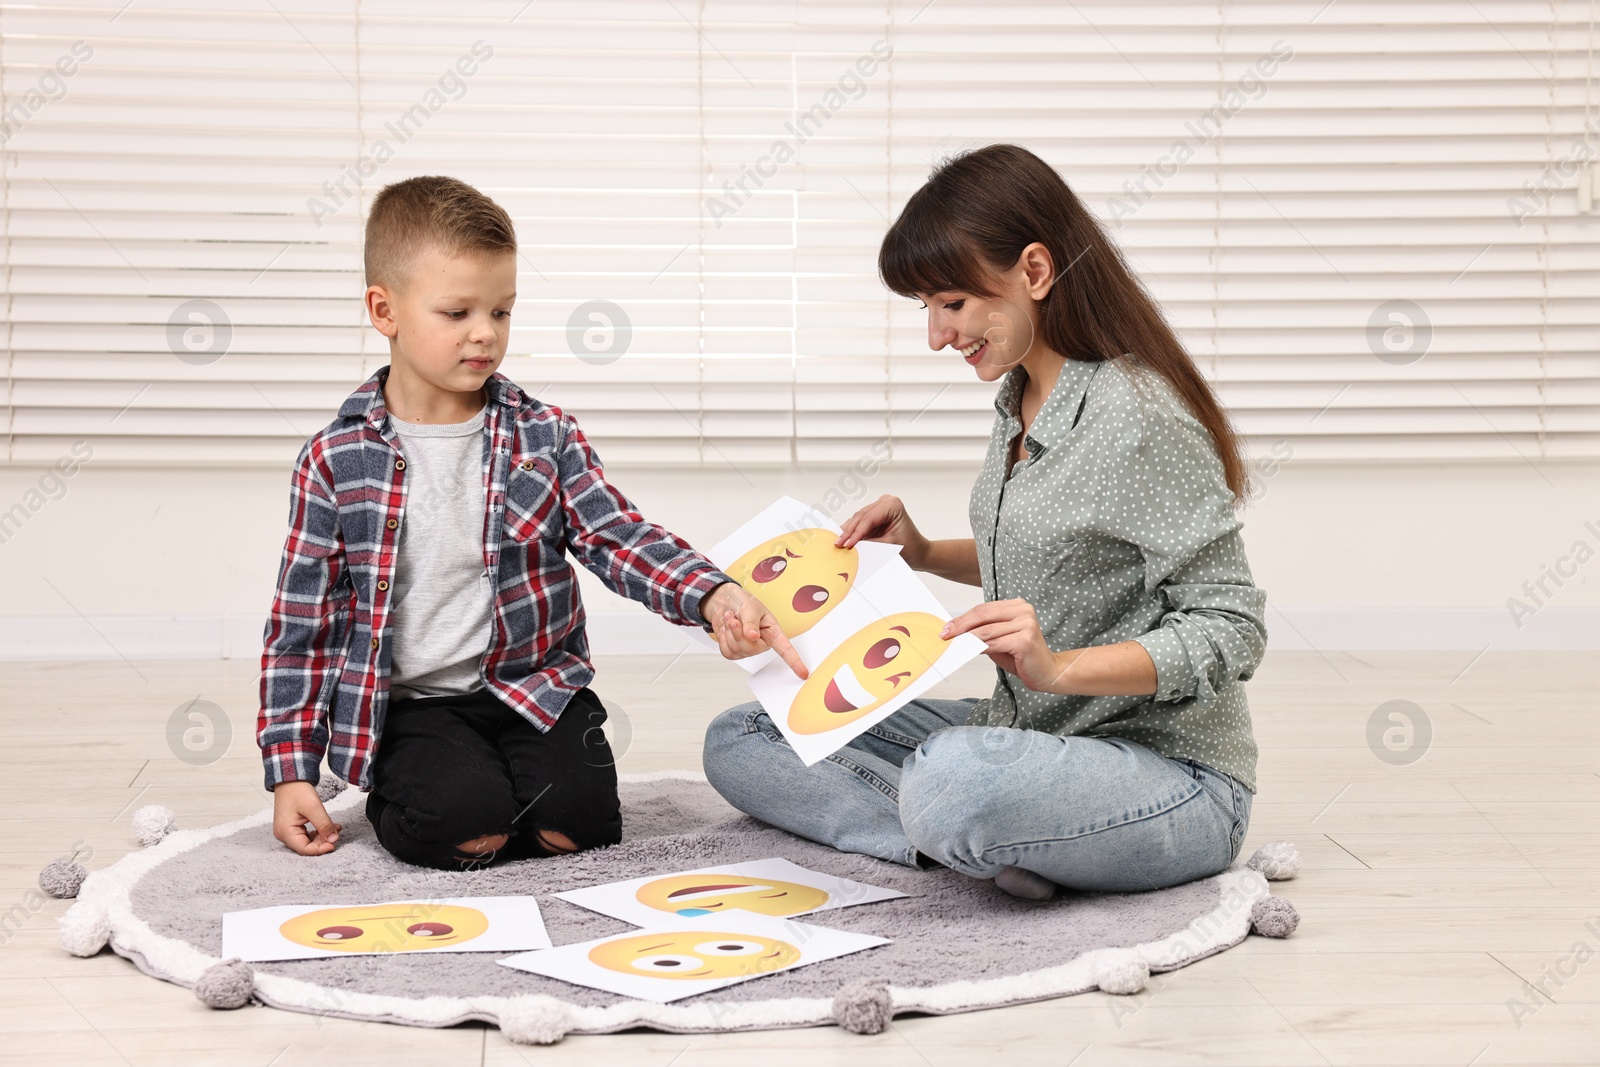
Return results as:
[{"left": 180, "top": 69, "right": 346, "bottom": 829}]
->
[{"left": 703, "top": 144, "right": 1266, "bottom": 899}]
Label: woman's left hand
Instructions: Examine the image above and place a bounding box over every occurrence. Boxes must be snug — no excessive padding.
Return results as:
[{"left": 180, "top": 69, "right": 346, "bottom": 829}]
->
[{"left": 942, "top": 598, "right": 1066, "bottom": 694}]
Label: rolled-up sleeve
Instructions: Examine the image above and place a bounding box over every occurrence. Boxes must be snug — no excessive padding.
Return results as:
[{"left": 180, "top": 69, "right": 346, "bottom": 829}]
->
[
  {"left": 1093, "top": 395, "right": 1268, "bottom": 710},
  {"left": 1133, "top": 532, "right": 1267, "bottom": 708}
]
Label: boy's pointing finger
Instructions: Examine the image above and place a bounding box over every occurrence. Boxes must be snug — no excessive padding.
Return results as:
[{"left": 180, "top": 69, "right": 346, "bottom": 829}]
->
[{"left": 763, "top": 621, "right": 809, "bottom": 680}]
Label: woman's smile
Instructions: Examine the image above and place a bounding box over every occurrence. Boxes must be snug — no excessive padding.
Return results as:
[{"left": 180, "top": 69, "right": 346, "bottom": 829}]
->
[{"left": 959, "top": 338, "right": 987, "bottom": 365}]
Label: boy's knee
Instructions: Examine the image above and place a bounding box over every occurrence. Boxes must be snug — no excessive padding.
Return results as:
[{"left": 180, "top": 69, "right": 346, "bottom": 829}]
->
[
  {"left": 535, "top": 829, "right": 577, "bottom": 853},
  {"left": 453, "top": 832, "right": 510, "bottom": 860},
  {"left": 426, "top": 788, "right": 517, "bottom": 862},
  {"left": 518, "top": 783, "right": 621, "bottom": 856},
  {"left": 445, "top": 792, "right": 516, "bottom": 834},
  {"left": 524, "top": 813, "right": 618, "bottom": 856},
  {"left": 368, "top": 773, "right": 521, "bottom": 870}
]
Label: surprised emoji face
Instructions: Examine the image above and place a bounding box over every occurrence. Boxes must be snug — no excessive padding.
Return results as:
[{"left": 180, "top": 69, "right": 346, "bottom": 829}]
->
[
  {"left": 723, "top": 528, "right": 859, "bottom": 638},
  {"left": 786, "top": 611, "right": 953, "bottom": 735},
  {"left": 588, "top": 931, "right": 802, "bottom": 981}
]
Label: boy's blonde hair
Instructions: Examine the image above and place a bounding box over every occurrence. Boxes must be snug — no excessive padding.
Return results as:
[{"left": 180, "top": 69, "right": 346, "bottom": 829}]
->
[{"left": 363, "top": 176, "right": 517, "bottom": 292}]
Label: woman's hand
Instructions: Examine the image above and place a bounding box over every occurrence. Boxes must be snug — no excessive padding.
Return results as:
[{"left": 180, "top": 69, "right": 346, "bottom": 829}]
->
[
  {"left": 942, "top": 598, "right": 1067, "bottom": 694},
  {"left": 944, "top": 599, "right": 1161, "bottom": 697},
  {"left": 701, "top": 581, "right": 808, "bottom": 679},
  {"left": 836, "top": 494, "right": 931, "bottom": 568}
]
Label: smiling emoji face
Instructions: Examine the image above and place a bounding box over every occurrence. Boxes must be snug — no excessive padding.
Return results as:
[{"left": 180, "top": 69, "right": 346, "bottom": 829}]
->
[
  {"left": 278, "top": 902, "right": 490, "bottom": 954},
  {"left": 724, "top": 528, "right": 858, "bottom": 637},
  {"left": 587, "top": 931, "right": 802, "bottom": 981},
  {"left": 787, "top": 611, "right": 952, "bottom": 735},
  {"left": 634, "top": 873, "right": 830, "bottom": 918}
]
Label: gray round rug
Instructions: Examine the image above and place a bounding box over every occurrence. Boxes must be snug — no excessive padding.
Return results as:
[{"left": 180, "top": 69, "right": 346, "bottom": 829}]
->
[{"left": 58, "top": 771, "right": 1295, "bottom": 1042}]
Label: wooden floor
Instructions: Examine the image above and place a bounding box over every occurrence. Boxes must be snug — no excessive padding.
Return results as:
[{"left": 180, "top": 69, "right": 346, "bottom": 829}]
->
[{"left": 1, "top": 649, "right": 1595, "bottom": 1065}]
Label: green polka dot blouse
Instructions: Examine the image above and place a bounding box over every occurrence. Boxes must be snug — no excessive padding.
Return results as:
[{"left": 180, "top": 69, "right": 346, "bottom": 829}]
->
[{"left": 965, "top": 356, "right": 1266, "bottom": 791}]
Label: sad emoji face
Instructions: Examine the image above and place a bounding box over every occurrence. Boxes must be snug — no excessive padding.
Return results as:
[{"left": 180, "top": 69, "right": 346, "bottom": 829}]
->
[
  {"left": 634, "top": 873, "right": 830, "bottom": 918},
  {"left": 278, "top": 902, "right": 490, "bottom": 953},
  {"left": 724, "top": 528, "right": 858, "bottom": 637},
  {"left": 588, "top": 931, "right": 802, "bottom": 981},
  {"left": 787, "top": 611, "right": 953, "bottom": 735}
]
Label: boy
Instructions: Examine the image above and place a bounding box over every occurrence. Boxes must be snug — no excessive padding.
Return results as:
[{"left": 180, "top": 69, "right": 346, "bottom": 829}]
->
[{"left": 259, "top": 176, "right": 802, "bottom": 870}]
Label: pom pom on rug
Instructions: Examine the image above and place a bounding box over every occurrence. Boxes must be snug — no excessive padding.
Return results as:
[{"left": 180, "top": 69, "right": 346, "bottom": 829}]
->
[
  {"left": 1092, "top": 949, "right": 1150, "bottom": 995},
  {"left": 315, "top": 777, "right": 347, "bottom": 803},
  {"left": 194, "top": 958, "right": 254, "bottom": 1009},
  {"left": 500, "top": 995, "right": 574, "bottom": 1044},
  {"left": 1250, "top": 895, "right": 1300, "bottom": 938},
  {"left": 833, "top": 981, "right": 893, "bottom": 1034},
  {"left": 1245, "top": 841, "right": 1300, "bottom": 880},
  {"left": 131, "top": 804, "right": 176, "bottom": 846},
  {"left": 39, "top": 859, "right": 88, "bottom": 899},
  {"left": 58, "top": 901, "right": 109, "bottom": 957}
]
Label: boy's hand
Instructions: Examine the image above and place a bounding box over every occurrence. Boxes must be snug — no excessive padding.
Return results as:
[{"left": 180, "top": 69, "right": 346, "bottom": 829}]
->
[
  {"left": 272, "top": 780, "right": 342, "bottom": 856},
  {"left": 701, "top": 581, "right": 808, "bottom": 679}
]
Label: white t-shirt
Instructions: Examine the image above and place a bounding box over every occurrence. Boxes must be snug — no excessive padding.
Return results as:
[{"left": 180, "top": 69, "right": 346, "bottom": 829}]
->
[{"left": 386, "top": 402, "right": 494, "bottom": 700}]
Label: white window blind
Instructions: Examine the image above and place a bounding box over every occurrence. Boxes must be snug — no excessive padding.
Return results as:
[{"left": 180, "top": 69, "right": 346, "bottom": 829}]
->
[{"left": 1, "top": 1, "right": 1596, "bottom": 467}]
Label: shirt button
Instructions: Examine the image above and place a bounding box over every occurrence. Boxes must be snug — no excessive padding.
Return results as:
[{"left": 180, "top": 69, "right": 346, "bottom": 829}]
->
[
  {"left": 377, "top": 580, "right": 389, "bottom": 591},
  {"left": 394, "top": 458, "right": 406, "bottom": 470},
  {"left": 521, "top": 459, "right": 535, "bottom": 471},
  {"left": 386, "top": 518, "right": 398, "bottom": 530},
  {"left": 370, "top": 637, "right": 379, "bottom": 649}
]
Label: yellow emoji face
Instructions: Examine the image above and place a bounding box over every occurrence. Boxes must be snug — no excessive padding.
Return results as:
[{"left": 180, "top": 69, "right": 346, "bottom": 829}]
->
[
  {"left": 277, "top": 902, "right": 490, "bottom": 953},
  {"left": 634, "top": 873, "right": 830, "bottom": 918},
  {"left": 724, "top": 528, "right": 858, "bottom": 637},
  {"left": 587, "top": 930, "right": 802, "bottom": 981},
  {"left": 787, "top": 611, "right": 952, "bottom": 735}
]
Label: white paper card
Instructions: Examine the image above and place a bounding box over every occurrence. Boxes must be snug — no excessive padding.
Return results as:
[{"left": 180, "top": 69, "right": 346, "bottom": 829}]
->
[
  {"left": 499, "top": 913, "right": 889, "bottom": 1003},
  {"left": 747, "top": 560, "right": 986, "bottom": 766},
  {"left": 221, "top": 896, "right": 551, "bottom": 962},
  {"left": 682, "top": 496, "right": 902, "bottom": 673},
  {"left": 553, "top": 856, "right": 906, "bottom": 928}
]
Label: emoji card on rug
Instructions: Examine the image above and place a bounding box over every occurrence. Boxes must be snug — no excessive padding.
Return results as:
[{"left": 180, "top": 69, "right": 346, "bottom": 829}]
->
[
  {"left": 747, "top": 561, "right": 986, "bottom": 766},
  {"left": 498, "top": 913, "right": 889, "bottom": 1004},
  {"left": 553, "top": 857, "right": 906, "bottom": 928},
  {"left": 221, "top": 896, "right": 550, "bottom": 962},
  {"left": 688, "top": 496, "right": 904, "bottom": 673}
]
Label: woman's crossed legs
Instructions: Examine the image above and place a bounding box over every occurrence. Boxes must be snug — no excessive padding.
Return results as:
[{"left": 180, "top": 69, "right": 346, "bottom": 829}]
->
[{"left": 703, "top": 697, "right": 1251, "bottom": 894}]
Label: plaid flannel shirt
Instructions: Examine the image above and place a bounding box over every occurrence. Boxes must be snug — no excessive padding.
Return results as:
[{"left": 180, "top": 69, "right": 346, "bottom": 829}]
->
[{"left": 258, "top": 366, "right": 730, "bottom": 791}]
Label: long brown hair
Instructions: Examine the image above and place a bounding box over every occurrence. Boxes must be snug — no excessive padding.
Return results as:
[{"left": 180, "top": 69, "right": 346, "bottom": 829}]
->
[{"left": 879, "top": 143, "right": 1249, "bottom": 504}]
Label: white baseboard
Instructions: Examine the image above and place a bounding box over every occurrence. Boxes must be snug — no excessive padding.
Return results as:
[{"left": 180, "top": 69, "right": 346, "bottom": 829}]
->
[{"left": 0, "top": 606, "right": 1593, "bottom": 662}]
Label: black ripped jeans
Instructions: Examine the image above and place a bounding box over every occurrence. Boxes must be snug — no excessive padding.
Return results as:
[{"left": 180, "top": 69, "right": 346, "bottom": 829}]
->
[{"left": 365, "top": 686, "right": 622, "bottom": 871}]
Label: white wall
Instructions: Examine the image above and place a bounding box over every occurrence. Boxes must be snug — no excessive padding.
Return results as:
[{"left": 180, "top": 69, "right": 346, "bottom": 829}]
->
[{"left": 1, "top": 456, "right": 1595, "bottom": 659}]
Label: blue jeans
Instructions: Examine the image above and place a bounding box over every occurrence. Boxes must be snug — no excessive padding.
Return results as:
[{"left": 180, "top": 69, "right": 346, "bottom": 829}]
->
[{"left": 702, "top": 697, "right": 1253, "bottom": 893}]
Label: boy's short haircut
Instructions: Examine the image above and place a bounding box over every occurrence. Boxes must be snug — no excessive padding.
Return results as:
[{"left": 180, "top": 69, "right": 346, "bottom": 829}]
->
[{"left": 363, "top": 176, "right": 517, "bottom": 293}]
